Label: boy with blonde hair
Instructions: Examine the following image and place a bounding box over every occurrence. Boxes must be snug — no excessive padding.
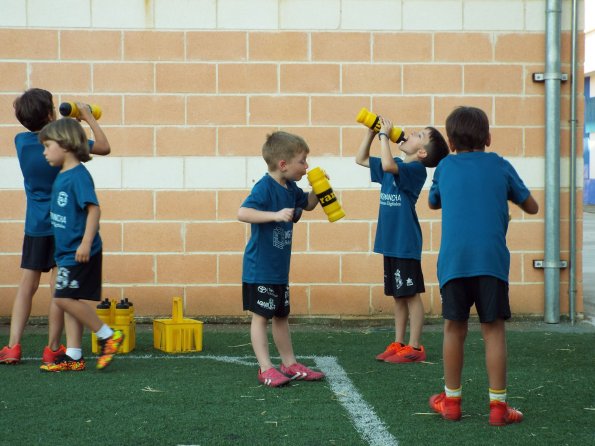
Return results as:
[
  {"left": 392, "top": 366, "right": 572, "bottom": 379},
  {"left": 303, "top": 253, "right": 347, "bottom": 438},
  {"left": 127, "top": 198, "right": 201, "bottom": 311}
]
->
[{"left": 238, "top": 131, "right": 325, "bottom": 387}]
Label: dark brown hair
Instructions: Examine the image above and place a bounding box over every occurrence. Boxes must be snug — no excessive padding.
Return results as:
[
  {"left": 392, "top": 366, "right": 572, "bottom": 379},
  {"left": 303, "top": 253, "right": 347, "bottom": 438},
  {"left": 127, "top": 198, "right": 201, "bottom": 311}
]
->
[
  {"left": 14, "top": 88, "right": 55, "bottom": 132},
  {"left": 38, "top": 118, "right": 91, "bottom": 162},
  {"left": 445, "top": 106, "right": 490, "bottom": 152}
]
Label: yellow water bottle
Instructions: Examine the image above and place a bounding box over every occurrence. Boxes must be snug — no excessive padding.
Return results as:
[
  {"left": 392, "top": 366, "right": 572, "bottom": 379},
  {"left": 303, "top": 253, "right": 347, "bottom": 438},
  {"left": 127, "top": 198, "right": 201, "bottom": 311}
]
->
[
  {"left": 59, "top": 102, "right": 102, "bottom": 120},
  {"left": 356, "top": 107, "right": 406, "bottom": 143},
  {"left": 115, "top": 299, "right": 130, "bottom": 325},
  {"left": 307, "top": 167, "right": 345, "bottom": 222},
  {"left": 96, "top": 298, "right": 111, "bottom": 325}
]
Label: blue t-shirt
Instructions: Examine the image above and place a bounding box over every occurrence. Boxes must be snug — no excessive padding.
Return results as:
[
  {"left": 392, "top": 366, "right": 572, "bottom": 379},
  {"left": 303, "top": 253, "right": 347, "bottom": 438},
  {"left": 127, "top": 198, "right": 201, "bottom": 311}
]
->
[
  {"left": 241, "top": 174, "right": 309, "bottom": 284},
  {"left": 428, "top": 151, "right": 531, "bottom": 286},
  {"left": 370, "top": 157, "right": 427, "bottom": 260},
  {"left": 50, "top": 163, "right": 102, "bottom": 267},
  {"left": 15, "top": 131, "right": 94, "bottom": 237}
]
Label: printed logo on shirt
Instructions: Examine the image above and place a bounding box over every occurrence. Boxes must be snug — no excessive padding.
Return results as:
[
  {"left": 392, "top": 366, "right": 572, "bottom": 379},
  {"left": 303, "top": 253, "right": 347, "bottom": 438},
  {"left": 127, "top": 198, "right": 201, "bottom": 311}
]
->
[
  {"left": 380, "top": 192, "right": 401, "bottom": 207},
  {"left": 394, "top": 269, "right": 403, "bottom": 289},
  {"left": 57, "top": 191, "right": 68, "bottom": 207},
  {"left": 50, "top": 212, "right": 67, "bottom": 229},
  {"left": 272, "top": 226, "right": 292, "bottom": 250}
]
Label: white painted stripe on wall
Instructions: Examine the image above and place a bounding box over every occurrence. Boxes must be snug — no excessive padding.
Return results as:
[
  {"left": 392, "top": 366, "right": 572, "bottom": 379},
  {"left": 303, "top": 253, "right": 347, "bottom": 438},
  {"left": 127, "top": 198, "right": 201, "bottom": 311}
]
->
[
  {"left": 0, "top": 156, "right": 582, "bottom": 190},
  {"left": 0, "top": 0, "right": 582, "bottom": 31}
]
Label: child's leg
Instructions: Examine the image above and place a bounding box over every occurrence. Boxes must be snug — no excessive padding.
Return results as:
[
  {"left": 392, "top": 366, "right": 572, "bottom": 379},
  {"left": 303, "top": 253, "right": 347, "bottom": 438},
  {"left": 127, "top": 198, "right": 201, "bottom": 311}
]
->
[
  {"left": 250, "top": 313, "right": 273, "bottom": 371},
  {"left": 55, "top": 298, "right": 103, "bottom": 333},
  {"left": 480, "top": 319, "right": 507, "bottom": 390},
  {"left": 8, "top": 269, "right": 42, "bottom": 346},
  {"left": 406, "top": 294, "right": 424, "bottom": 348},
  {"left": 272, "top": 316, "right": 297, "bottom": 367},
  {"left": 443, "top": 319, "right": 468, "bottom": 390},
  {"left": 64, "top": 312, "right": 84, "bottom": 349},
  {"left": 393, "top": 297, "right": 408, "bottom": 344},
  {"left": 47, "top": 268, "right": 64, "bottom": 350}
]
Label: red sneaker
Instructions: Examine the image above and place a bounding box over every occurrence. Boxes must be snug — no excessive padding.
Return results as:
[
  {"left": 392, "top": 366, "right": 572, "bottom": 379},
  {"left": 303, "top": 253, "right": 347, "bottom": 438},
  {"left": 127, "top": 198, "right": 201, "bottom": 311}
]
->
[
  {"left": 489, "top": 401, "right": 523, "bottom": 426},
  {"left": 385, "top": 345, "right": 426, "bottom": 363},
  {"left": 0, "top": 344, "right": 21, "bottom": 364},
  {"left": 375, "top": 342, "right": 405, "bottom": 361},
  {"left": 42, "top": 345, "right": 66, "bottom": 365},
  {"left": 280, "top": 363, "right": 325, "bottom": 381},
  {"left": 257, "top": 367, "right": 291, "bottom": 387},
  {"left": 429, "top": 392, "right": 462, "bottom": 421}
]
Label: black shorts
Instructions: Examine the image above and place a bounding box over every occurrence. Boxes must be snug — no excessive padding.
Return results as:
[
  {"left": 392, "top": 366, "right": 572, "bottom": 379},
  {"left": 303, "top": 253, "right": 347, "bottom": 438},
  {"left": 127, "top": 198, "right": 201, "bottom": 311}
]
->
[
  {"left": 21, "top": 235, "right": 56, "bottom": 272},
  {"left": 54, "top": 251, "right": 102, "bottom": 301},
  {"left": 242, "top": 283, "right": 290, "bottom": 319},
  {"left": 384, "top": 257, "right": 425, "bottom": 298},
  {"left": 440, "top": 276, "right": 511, "bottom": 323}
]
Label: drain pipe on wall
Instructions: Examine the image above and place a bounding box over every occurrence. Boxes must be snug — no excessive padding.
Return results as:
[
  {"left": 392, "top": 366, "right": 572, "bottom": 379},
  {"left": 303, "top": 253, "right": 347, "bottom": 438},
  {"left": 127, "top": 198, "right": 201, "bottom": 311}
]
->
[
  {"left": 544, "top": 0, "right": 562, "bottom": 324},
  {"left": 568, "top": 0, "right": 578, "bottom": 324}
]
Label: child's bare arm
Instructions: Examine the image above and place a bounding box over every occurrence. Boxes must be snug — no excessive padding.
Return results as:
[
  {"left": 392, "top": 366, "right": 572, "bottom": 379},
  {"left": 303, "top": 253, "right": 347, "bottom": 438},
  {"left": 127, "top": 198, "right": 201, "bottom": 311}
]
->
[
  {"left": 304, "top": 190, "right": 319, "bottom": 211},
  {"left": 518, "top": 194, "right": 539, "bottom": 214},
  {"left": 379, "top": 117, "right": 398, "bottom": 174},
  {"left": 76, "top": 102, "right": 111, "bottom": 156},
  {"left": 238, "top": 207, "right": 295, "bottom": 223},
  {"left": 75, "top": 204, "right": 100, "bottom": 263},
  {"left": 355, "top": 129, "right": 375, "bottom": 167}
]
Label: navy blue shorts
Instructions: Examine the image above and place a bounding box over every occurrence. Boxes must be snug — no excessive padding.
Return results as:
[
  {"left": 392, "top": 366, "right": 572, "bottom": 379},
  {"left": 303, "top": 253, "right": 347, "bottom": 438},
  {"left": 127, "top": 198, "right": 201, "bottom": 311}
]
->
[
  {"left": 242, "top": 283, "right": 290, "bottom": 319},
  {"left": 21, "top": 235, "right": 56, "bottom": 272},
  {"left": 384, "top": 256, "right": 425, "bottom": 298},
  {"left": 54, "top": 251, "right": 102, "bottom": 301},
  {"left": 440, "top": 276, "right": 511, "bottom": 323}
]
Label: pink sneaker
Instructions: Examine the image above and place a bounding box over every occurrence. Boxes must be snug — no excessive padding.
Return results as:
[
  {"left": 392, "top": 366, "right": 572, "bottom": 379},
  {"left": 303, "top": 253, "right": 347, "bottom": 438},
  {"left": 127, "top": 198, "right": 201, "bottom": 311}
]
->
[
  {"left": 385, "top": 345, "right": 426, "bottom": 363},
  {"left": 375, "top": 342, "right": 405, "bottom": 361},
  {"left": 0, "top": 344, "right": 22, "bottom": 364},
  {"left": 42, "top": 345, "right": 66, "bottom": 365},
  {"left": 257, "top": 367, "right": 292, "bottom": 387},
  {"left": 280, "top": 363, "right": 325, "bottom": 381}
]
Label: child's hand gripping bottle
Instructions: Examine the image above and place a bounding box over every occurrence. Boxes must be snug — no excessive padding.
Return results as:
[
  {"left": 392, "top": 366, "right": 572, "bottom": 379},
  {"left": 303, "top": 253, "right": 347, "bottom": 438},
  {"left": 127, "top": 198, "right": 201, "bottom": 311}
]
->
[
  {"left": 59, "top": 102, "right": 102, "bottom": 120},
  {"left": 356, "top": 107, "right": 406, "bottom": 143},
  {"left": 307, "top": 167, "right": 345, "bottom": 222}
]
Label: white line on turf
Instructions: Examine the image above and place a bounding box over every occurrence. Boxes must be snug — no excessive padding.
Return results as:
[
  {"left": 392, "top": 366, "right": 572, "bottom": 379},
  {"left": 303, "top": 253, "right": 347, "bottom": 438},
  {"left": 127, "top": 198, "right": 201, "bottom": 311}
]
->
[{"left": 24, "top": 354, "right": 398, "bottom": 446}]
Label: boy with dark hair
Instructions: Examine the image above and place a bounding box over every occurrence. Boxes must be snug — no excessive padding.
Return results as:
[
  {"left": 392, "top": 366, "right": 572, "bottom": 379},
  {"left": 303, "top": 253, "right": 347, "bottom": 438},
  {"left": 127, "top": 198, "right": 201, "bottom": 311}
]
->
[
  {"left": 356, "top": 116, "right": 449, "bottom": 363},
  {"left": 238, "top": 131, "right": 325, "bottom": 387},
  {"left": 0, "top": 88, "right": 110, "bottom": 365},
  {"left": 428, "top": 106, "right": 538, "bottom": 425}
]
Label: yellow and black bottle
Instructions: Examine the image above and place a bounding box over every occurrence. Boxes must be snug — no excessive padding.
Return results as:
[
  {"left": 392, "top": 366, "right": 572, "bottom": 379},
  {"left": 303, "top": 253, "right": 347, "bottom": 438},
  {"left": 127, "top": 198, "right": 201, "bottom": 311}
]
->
[
  {"left": 356, "top": 107, "right": 406, "bottom": 143},
  {"left": 115, "top": 298, "right": 130, "bottom": 326},
  {"left": 96, "top": 298, "right": 111, "bottom": 325},
  {"left": 307, "top": 167, "right": 345, "bottom": 222},
  {"left": 59, "top": 102, "right": 102, "bottom": 120}
]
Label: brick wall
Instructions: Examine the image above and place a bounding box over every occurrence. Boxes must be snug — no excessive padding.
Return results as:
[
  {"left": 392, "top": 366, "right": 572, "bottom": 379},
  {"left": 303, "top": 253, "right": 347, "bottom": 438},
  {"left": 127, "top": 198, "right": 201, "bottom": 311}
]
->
[{"left": 0, "top": 0, "right": 586, "bottom": 319}]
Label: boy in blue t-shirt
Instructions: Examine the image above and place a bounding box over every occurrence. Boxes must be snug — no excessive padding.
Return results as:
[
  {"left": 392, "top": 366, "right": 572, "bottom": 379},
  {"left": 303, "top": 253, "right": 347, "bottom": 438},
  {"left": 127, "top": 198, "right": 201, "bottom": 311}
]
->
[
  {"left": 427, "top": 106, "right": 538, "bottom": 425},
  {"left": 0, "top": 88, "right": 111, "bottom": 365},
  {"left": 38, "top": 118, "right": 123, "bottom": 372},
  {"left": 356, "top": 116, "right": 449, "bottom": 364},
  {"left": 238, "top": 131, "right": 325, "bottom": 387}
]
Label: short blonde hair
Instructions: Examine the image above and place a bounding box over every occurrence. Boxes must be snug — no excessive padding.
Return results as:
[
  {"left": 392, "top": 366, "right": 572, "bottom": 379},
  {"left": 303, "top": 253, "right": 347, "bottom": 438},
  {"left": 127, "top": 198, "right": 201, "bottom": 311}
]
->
[
  {"left": 262, "top": 131, "right": 309, "bottom": 170},
  {"left": 38, "top": 118, "right": 91, "bottom": 162}
]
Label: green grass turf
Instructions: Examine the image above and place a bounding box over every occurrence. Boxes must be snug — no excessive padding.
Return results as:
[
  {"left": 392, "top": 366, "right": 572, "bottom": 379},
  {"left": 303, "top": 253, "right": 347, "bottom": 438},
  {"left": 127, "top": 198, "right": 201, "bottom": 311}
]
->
[{"left": 0, "top": 323, "right": 594, "bottom": 445}]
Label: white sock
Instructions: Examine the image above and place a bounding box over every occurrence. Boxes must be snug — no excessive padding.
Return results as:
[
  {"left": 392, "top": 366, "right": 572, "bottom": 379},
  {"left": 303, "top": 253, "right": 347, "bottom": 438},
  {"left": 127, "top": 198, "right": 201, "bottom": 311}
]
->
[
  {"left": 489, "top": 388, "right": 507, "bottom": 403},
  {"left": 95, "top": 324, "right": 114, "bottom": 340},
  {"left": 66, "top": 348, "right": 82, "bottom": 360},
  {"left": 445, "top": 386, "right": 462, "bottom": 398}
]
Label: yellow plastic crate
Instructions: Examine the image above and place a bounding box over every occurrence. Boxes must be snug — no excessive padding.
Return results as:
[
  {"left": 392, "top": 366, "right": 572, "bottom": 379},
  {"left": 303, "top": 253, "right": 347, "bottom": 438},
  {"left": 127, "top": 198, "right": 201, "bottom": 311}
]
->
[{"left": 153, "top": 297, "right": 203, "bottom": 353}]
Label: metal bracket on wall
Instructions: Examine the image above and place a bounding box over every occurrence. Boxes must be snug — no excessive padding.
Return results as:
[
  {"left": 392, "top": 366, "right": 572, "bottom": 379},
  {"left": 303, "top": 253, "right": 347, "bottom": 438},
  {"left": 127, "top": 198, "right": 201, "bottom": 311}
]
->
[
  {"left": 532, "top": 260, "right": 568, "bottom": 269},
  {"left": 532, "top": 72, "right": 568, "bottom": 82}
]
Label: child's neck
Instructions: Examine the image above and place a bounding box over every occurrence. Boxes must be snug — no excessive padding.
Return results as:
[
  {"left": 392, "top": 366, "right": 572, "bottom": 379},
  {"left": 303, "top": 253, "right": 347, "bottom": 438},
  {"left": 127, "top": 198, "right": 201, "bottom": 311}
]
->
[
  {"left": 269, "top": 170, "right": 287, "bottom": 187},
  {"left": 402, "top": 152, "right": 418, "bottom": 163},
  {"left": 60, "top": 157, "right": 81, "bottom": 173}
]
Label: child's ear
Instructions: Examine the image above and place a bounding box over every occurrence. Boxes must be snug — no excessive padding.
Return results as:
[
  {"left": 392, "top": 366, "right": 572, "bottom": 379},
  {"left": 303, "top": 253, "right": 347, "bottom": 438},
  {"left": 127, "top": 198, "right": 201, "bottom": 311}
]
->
[
  {"left": 278, "top": 159, "right": 287, "bottom": 171},
  {"left": 417, "top": 148, "right": 428, "bottom": 160},
  {"left": 447, "top": 138, "right": 457, "bottom": 152},
  {"left": 486, "top": 132, "right": 491, "bottom": 148}
]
